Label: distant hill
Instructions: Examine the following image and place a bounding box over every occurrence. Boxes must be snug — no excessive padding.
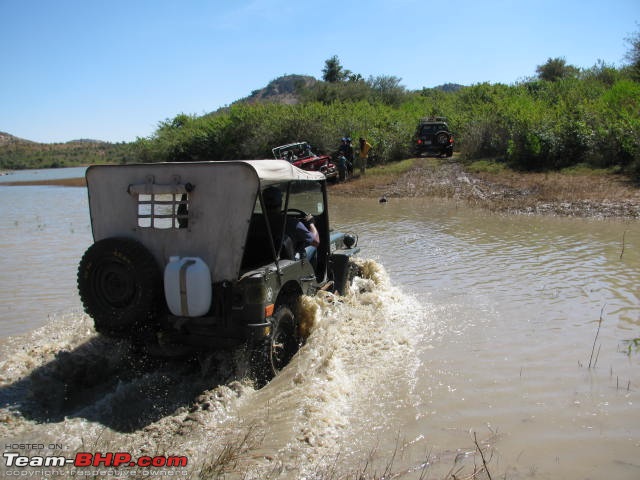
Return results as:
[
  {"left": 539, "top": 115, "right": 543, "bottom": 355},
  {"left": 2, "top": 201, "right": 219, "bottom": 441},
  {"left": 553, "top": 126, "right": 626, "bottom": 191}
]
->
[
  {"left": 434, "top": 83, "right": 464, "bottom": 92},
  {"left": 0, "top": 131, "right": 108, "bottom": 147},
  {"left": 68, "top": 138, "right": 108, "bottom": 144},
  {"left": 0, "top": 131, "right": 35, "bottom": 147},
  {"left": 0, "top": 132, "right": 135, "bottom": 170},
  {"left": 237, "top": 74, "right": 318, "bottom": 105},
  {"left": 234, "top": 75, "right": 466, "bottom": 108}
]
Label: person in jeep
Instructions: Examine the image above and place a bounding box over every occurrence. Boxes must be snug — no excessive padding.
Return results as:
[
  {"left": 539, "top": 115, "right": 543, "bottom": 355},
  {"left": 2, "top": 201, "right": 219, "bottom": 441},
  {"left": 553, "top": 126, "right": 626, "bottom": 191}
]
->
[{"left": 263, "top": 185, "right": 319, "bottom": 257}]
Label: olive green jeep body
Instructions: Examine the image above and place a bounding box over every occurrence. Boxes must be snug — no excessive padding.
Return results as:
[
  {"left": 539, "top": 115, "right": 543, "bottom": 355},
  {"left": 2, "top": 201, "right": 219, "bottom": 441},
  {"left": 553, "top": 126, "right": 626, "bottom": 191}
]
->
[{"left": 78, "top": 160, "right": 360, "bottom": 383}]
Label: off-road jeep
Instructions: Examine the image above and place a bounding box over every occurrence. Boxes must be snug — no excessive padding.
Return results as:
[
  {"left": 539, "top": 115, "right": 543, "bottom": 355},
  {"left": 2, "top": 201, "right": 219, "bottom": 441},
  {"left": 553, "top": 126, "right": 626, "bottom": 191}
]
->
[
  {"left": 272, "top": 141, "right": 338, "bottom": 180},
  {"left": 414, "top": 117, "right": 454, "bottom": 157},
  {"left": 78, "top": 160, "right": 359, "bottom": 384}
]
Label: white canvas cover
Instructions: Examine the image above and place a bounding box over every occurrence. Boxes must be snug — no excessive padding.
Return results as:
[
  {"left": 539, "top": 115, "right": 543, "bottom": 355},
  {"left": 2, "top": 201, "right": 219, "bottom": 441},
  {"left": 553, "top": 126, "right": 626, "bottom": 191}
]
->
[
  {"left": 241, "top": 159, "right": 325, "bottom": 184},
  {"left": 86, "top": 160, "right": 325, "bottom": 282}
]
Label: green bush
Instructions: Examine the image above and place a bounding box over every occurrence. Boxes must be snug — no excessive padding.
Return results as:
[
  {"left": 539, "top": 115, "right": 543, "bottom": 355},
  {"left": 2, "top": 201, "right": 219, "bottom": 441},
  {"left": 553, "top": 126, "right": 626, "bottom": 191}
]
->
[{"left": 131, "top": 69, "right": 639, "bottom": 179}]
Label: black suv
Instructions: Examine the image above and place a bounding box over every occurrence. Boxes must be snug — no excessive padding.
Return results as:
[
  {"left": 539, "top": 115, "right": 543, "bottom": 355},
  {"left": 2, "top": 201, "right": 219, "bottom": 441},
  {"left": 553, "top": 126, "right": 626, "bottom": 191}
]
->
[{"left": 414, "top": 117, "right": 454, "bottom": 157}]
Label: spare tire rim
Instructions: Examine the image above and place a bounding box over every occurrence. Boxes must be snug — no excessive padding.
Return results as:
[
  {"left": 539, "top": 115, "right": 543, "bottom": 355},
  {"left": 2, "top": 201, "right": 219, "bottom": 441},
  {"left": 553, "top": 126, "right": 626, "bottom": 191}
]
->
[{"left": 93, "top": 261, "right": 136, "bottom": 308}]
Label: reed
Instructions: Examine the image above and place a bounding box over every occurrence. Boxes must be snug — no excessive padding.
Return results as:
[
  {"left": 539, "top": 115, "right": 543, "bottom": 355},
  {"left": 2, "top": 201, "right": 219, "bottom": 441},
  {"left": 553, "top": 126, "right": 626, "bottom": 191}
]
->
[
  {"left": 473, "top": 431, "right": 493, "bottom": 480},
  {"left": 588, "top": 305, "right": 606, "bottom": 369},
  {"left": 199, "top": 425, "right": 261, "bottom": 479}
]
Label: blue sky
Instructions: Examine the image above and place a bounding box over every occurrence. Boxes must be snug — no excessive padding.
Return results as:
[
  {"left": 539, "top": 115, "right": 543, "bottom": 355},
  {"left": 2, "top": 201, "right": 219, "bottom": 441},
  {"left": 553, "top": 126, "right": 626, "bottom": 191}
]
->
[{"left": 1, "top": 0, "right": 638, "bottom": 143}]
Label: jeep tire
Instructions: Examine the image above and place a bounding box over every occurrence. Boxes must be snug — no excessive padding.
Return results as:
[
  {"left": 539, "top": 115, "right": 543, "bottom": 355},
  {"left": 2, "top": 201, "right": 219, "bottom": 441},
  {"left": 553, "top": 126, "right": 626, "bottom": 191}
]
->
[
  {"left": 78, "top": 237, "right": 162, "bottom": 338},
  {"left": 252, "top": 305, "right": 300, "bottom": 387},
  {"left": 435, "top": 131, "right": 450, "bottom": 145}
]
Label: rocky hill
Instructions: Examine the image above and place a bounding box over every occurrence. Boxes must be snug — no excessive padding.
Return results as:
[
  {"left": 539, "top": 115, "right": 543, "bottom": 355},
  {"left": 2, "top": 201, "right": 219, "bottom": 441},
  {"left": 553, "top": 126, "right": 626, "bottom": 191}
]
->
[
  {"left": 0, "top": 131, "right": 35, "bottom": 147},
  {"left": 238, "top": 74, "right": 318, "bottom": 105}
]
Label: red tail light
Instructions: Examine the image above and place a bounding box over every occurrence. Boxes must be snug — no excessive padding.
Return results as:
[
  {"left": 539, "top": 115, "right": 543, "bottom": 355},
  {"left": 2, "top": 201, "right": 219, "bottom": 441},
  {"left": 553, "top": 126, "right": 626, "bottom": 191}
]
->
[{"left": 417, "top": 139, "right": 422, "bottom": 145}]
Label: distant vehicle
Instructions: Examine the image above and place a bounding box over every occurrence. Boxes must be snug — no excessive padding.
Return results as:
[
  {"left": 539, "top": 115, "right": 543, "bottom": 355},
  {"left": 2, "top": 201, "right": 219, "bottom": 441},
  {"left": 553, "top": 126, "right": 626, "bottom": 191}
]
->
[
  {"left": 78, "top": 160, "right": 360, "bottom": 385},
  {"left": 414, "top": 117, "right": 454, "bottom": 157},
  {"left": 272, "top": 141, "right": 338, "bottom": 180}
]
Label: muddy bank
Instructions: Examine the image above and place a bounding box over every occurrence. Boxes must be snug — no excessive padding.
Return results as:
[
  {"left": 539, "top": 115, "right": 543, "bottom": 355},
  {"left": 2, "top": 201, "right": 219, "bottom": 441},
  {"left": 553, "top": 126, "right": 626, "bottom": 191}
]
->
[
  {"left": 1, "top": 177, "right": 86, "bottom": 187},
  {"left": 330, "top": 158, "right": 640, "bottom": 219}
]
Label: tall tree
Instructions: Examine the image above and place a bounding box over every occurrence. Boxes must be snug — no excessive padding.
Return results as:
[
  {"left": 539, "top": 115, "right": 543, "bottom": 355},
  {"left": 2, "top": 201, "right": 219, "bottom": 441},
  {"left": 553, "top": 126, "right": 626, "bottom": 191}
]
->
[
  {"left": 624, "top": 26, "right": 640, "bottom": 81},
  {"left": 367, "top": 75, "right": 407, "bottom": 105},
  {"left": 322, "top": 55, "right": 345, "bottom": 83},
  {"left": 536, "top": 57, "right": 579, "bottom": 82}
]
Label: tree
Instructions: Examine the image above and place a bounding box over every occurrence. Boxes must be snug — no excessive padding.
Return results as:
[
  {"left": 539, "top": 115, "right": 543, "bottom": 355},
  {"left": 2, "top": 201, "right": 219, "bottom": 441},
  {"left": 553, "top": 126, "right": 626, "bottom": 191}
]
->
[
  {"left": 624, "top": 25, "right": 640, "bottom": 81},
  {"left": 582, "top": 59, "right": 620, "bottom": 85},
  {"left": 536, "top": 57, "right": 579, "bottom": 82},
  {"left": 322, "top": 55, "right": 346, "bottom": 83},
  {"left": 367, "top": 75, "right": 407, "bottom": 105}
]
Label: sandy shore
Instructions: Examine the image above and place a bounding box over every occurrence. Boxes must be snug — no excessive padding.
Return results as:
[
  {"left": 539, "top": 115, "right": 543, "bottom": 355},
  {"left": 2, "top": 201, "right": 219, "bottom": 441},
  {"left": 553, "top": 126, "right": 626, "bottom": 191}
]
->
[{"left": 329, "top": 157, "right": 640, "bottom": 219}]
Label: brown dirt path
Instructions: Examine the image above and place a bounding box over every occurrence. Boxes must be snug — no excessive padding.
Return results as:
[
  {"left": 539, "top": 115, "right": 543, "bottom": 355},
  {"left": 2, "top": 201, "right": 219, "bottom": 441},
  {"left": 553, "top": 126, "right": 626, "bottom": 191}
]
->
[{"left": 329, "top": 157, "right": 640, "bottom": 218}]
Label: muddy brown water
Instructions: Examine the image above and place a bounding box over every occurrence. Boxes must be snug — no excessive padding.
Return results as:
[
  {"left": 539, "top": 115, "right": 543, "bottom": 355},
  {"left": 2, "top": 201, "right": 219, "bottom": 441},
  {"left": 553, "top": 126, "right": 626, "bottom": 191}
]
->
[{"left": 0, "top": 185, "right": 639, "bottom": 479}]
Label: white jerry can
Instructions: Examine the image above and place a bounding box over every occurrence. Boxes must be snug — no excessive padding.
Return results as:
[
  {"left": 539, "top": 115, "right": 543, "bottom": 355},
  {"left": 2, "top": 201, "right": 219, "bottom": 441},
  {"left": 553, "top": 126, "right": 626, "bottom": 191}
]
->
[{"left": 164, "top": 256, "right": 212, "bottom": 317}]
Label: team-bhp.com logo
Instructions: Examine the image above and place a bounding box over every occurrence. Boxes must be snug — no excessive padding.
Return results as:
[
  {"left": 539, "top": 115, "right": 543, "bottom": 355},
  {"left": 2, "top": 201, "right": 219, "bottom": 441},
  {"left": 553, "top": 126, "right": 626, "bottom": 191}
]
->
[{"left": 3, "top": 451, "right": 188, "bottom": 473}]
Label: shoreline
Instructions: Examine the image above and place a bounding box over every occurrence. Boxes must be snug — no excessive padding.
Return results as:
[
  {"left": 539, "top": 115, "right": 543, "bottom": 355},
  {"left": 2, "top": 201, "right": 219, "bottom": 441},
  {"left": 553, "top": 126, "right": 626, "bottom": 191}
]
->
[
  {"left": 0, "top": 177, "right": 86, "bottom": 187},
  {"left": 329, "top": 157, "right": 640, "bottom": 219},
  {"left": 2, "top": 158, "right": 638, "bottom": 218}
]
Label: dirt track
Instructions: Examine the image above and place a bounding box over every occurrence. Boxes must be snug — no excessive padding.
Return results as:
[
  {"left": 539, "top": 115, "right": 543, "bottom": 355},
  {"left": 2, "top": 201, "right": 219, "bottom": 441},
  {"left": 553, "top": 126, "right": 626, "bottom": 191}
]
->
[{"left": 329, "top": 158, "right": 640, "bottom": 219}]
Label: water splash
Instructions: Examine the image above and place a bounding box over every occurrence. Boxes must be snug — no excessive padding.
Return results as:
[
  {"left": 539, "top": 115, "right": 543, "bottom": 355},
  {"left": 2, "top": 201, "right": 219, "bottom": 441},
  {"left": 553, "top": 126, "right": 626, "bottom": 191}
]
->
[{"left": 0, "top": 260, "right": 428, "bottom": 479}]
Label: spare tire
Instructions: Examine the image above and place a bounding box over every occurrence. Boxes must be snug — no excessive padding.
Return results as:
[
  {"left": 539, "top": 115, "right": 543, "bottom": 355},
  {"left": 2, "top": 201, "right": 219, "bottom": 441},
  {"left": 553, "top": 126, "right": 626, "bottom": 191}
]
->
[
  {"left": 78, "top": 237, "right": 163, "bottom": 337},
  {"left": 435, "top": 131, "right": 451, "bottom": 145}
]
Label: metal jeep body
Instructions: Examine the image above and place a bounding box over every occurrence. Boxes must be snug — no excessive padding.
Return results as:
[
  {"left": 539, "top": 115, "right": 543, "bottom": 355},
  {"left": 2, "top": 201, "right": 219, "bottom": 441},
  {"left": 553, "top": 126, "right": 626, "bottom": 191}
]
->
[
  {"left": 78, "top": 160, "right": 359, "bottom": 383},
  {"left": 272, "top": 141, "right": 338, "bottom": 180},
  {"left": 414, "top": 117, "right": 454, "bottom": 157}
]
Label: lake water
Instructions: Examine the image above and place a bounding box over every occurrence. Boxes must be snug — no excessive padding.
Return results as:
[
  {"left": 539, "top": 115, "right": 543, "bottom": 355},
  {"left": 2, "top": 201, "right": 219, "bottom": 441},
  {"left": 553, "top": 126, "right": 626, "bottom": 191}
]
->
[
  {"left": 0, "top": 166, "right": 87, "bottom": 183},
  {"left": 0, "top": 185, "right": 638, "bottom": 479}
]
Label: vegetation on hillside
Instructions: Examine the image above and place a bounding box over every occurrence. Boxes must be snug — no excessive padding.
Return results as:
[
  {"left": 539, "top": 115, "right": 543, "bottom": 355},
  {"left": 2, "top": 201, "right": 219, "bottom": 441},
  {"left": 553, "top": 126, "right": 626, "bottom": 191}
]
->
[
  {"left": 134, "top": 36, "right": 640, "bottom": 178},
  {"left": 0, "top": 133, "right": 136, "bottom": 170}
]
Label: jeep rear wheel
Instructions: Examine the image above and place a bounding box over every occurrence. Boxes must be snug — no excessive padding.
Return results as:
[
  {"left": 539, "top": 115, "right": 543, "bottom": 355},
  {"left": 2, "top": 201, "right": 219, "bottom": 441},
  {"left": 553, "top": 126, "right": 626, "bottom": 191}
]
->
[
  {"left": 270, "top": 306, "right": 299, "bottom": 373},
  {"left": 78, "top": 237, "right": 162, "bottom": 338},
  {"left": 252, "top": 305, "right": 300, "bottom": 387}
]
